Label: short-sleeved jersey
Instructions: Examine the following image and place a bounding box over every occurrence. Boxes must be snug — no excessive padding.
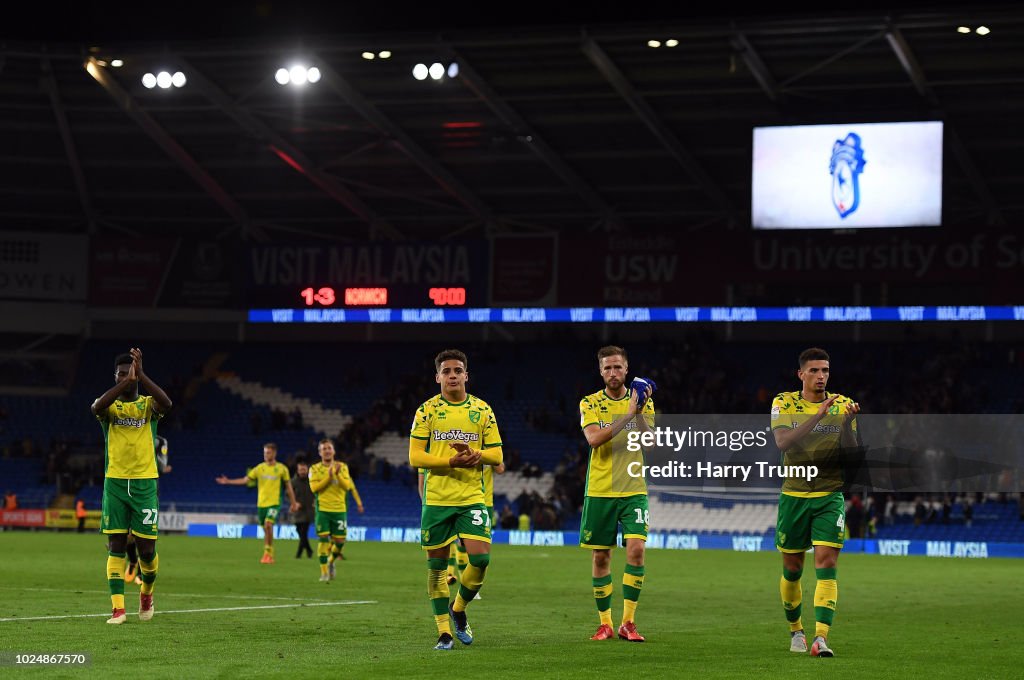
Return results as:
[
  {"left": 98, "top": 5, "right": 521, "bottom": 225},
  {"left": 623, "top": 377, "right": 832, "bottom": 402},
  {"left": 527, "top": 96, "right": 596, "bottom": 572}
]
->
[
  {"left": 97, "top": 396, "right": 164, "bottom": 479},
  {"left": 309, "top": 461, "right": 354, "bottom": 513},
  {"left": 246, "top": 462, "right": 291, "bottom": 508},
  {"left": 771, "top": 390, "right": 857, "bottom": 497},
  {"left": 579, "top": 388, "right": 655, "bottom": 498},
  {"left": 410, "top": 394, "right": 502, "bottom": 507}
]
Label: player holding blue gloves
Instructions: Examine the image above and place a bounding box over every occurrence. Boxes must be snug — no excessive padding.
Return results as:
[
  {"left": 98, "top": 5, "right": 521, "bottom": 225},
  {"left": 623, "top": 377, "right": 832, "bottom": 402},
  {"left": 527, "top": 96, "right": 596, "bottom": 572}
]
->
[
  {"left": 579, "top": 346, "right": 656, "bottom": 642},
  {"left": 630, "top": 377, "right": 657, "bottom": 409}
]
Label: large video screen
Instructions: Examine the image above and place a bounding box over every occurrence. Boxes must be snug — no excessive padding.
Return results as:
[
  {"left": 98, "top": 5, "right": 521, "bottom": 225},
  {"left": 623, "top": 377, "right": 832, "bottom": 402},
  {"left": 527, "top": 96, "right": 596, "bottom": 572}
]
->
[{"left": 752, "top": 121, "right": 943, "bottom": 229}]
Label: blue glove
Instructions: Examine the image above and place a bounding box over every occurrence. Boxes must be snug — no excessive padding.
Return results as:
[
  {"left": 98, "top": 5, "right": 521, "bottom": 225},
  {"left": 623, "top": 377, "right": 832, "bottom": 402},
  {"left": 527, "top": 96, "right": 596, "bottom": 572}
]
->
[{"left": 630, "top": 377, "right": 657, "bottom": 409}]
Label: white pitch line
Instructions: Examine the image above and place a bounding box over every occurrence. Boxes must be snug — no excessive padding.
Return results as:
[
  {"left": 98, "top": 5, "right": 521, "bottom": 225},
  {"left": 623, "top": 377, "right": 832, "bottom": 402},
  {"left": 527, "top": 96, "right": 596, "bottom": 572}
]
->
[
  {"left": 0, "top": 600, "right": 377, "bottom": 623},
  {"left": 0, "top": 586, "right": 332, "bottom": 602}
]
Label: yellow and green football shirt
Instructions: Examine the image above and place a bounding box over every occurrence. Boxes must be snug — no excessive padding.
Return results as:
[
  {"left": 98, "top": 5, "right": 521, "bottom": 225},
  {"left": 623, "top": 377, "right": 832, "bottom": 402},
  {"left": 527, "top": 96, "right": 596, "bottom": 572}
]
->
[
  {"left": 96, "top": 395, "right": 165, "bottom": 479},
  {"left": 770, "top": 390, "right": 857, "bottom": 497},
  {"left": 246, "top": 462, "right": 291, "bottom": 508},
  {"left": 309, "top": 461, "right": 355, "bottom": 512},
  {"left": 579, "top": 388, "right": 655, "bottom": 498},
  {"left": 410, "top": 394, "right": 502, "bottom": 507}
]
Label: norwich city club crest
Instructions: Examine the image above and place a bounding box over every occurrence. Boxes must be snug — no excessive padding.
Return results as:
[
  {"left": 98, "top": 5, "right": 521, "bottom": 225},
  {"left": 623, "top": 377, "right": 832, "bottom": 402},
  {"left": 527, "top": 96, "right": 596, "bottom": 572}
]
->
[
  {"left": 468, "top": 410, "right": 481, "bottom": 423},
  {"left": 582, "top": 530, "right": 593, "bottom": 543},
  {"left": 422, "top": 529, "right": 430, "bottom": 543}
]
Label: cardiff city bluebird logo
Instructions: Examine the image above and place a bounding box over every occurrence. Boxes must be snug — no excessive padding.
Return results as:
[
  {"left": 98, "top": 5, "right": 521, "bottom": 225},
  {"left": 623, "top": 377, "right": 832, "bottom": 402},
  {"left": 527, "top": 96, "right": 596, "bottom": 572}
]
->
[{"left": 829, "top": 132, "right": 866, "bottom": 218}]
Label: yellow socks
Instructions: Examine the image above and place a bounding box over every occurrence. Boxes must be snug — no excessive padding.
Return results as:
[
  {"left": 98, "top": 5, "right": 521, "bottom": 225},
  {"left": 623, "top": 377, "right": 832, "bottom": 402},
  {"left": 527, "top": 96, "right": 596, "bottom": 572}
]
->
[{"left": 107, "top": 552, "right": 126, "bottom": 610}]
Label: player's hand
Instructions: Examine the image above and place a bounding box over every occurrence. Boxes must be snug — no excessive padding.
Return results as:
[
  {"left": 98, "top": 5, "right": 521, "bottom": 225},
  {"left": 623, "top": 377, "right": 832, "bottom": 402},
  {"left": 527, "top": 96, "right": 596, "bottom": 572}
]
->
[
  {"left": 290, "top": 502, "right": 300, "bottom": 513},
  {"left": 330, "top": 462, "right": 341, "bottom": 476},
  {"left": 628, "top": 388, "right": 640, "bottom": 415},
  {"left": 815, "top": 395, "right": 839, "bottom": 417},
  {"left": 357, "top": 504, "right": 364, "bottom": 514},
  {"left": 448, "top": 443, "right": 481, "bottom": 467},
  {"left": 163, "top": 465, "right": 173, "bottom": 474},
  {"left": 450, "top": 442, "right": 482, "bottom": 460},
  {"left": 130, "top": 347, "right": 144, "bottom": 378},
  {"left": 843, "top": 401, "right": 860, "bottom": 425},
  {"left": 215, "top": 475, "right": 228, "bottom": 484},
  {"left": 448, "top": 452, "right": 481, "bottom": 468}
]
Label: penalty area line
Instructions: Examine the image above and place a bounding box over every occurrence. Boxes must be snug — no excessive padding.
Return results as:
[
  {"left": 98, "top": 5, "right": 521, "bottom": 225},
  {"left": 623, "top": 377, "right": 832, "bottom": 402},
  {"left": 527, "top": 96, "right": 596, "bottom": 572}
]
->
[{"left": 0, "top": 600, "right": 377, "bottom": 623}]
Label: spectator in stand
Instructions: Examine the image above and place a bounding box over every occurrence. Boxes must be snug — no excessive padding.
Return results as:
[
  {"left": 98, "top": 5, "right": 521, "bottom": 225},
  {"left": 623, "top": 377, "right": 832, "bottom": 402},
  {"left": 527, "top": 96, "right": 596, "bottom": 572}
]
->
[
  {"left": 518, "top": 511, "right": 531, "bottom": 531},
  {"left": 4, "top": 490, "right": 17, "bottom": 510},
  {"left": 499, "top": 504, "right": 516, "bottom": 529},
  {"left": 271, "top": 407, "right": 287, "bottom": 430}
]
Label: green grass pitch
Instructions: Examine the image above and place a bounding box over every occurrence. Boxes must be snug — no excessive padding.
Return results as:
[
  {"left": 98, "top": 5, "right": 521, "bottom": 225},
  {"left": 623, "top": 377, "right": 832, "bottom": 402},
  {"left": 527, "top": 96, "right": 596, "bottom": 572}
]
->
[{"left": 0, "top": 532, "right": 1020, "bottom": 679}]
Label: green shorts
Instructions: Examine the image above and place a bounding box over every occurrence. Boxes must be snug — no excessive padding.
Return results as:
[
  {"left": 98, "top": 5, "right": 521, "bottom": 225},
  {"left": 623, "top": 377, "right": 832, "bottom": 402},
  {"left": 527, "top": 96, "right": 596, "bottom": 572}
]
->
[
  {"left": 257, "top": 505, "right": 280, "bottom": 526},
  {"left": 776, "top": 492, "right": 846, "bottom": 552},
  {"left": 579, "top": 494, "right": 649, "bottom": 549},
  {"left": 315, "top": 510, "right": 348, "bottom": 539},
  {"left": 102, "top": 478, "right": 159, "bottom": 539},
  {"left": 420, "top": 503, "right": 492, "bottom": 550}
]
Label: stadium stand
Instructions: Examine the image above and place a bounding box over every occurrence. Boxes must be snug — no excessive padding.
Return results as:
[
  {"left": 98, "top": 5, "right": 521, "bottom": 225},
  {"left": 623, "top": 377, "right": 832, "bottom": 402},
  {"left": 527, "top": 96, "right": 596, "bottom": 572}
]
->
[{"left": 1, "top": 338, "right": 1021, "bottom": 540}]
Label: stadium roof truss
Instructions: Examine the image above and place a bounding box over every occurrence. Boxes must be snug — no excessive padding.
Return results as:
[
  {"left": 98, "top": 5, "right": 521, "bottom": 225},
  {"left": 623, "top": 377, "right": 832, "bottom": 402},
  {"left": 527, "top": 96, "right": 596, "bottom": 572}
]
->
[{"left": 1, "top": 5, "right": 1022, "bottom": 241}]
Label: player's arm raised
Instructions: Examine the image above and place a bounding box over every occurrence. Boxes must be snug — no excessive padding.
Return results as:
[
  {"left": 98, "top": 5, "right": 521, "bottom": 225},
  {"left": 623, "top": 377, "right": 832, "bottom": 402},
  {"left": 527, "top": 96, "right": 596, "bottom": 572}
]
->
[
  {"left": 131, "top": 347, "right": 173, "bottom": 414},
  {"left": 840, "top": 400, "right": 860, "bottom": 448},
  {"left": 773, "top": 395, "right": 838, "bottom": 451},
  {"left": 637, "top": 391, "right": 656, "bottom": 435},
  {"left": 215, "top": 474, "right": 249, "bottom": 486},
  {"left": 581, "top": 390, "right": 644, "bottom": 449},
  {"left": 90, "top": 368, "right": 136, "bottom": 417},
  {"left": 309, "top": 467, "right": 331, "bottom": 494}
]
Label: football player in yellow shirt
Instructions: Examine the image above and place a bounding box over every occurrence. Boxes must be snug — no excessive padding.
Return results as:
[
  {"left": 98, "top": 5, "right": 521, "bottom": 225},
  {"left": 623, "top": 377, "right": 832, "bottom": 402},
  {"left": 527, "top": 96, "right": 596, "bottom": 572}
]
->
[
  {"left": 409, "top": 349, "right": 503, "bottom": 650},
  {"left": 579, "top": 345, "right": 654, "bottom": 642},
  {"left": 216, "top": 442, "right": 300, "bottom": 563},
  {"left": 771, "top": 347, "right": 859, "bottom": 658},
  {"left": 309, "top": 438, "right": 364, "bottom": 582},
  {"left": 91, "top": 348, "right": 172, "bottom": 625}
]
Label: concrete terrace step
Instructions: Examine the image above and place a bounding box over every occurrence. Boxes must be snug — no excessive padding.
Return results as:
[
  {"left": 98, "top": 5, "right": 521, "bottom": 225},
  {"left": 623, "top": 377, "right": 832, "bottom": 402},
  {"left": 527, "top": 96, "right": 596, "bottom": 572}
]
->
[{"left": 214, "top": 375, "right": 352, "bottom": 436}]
